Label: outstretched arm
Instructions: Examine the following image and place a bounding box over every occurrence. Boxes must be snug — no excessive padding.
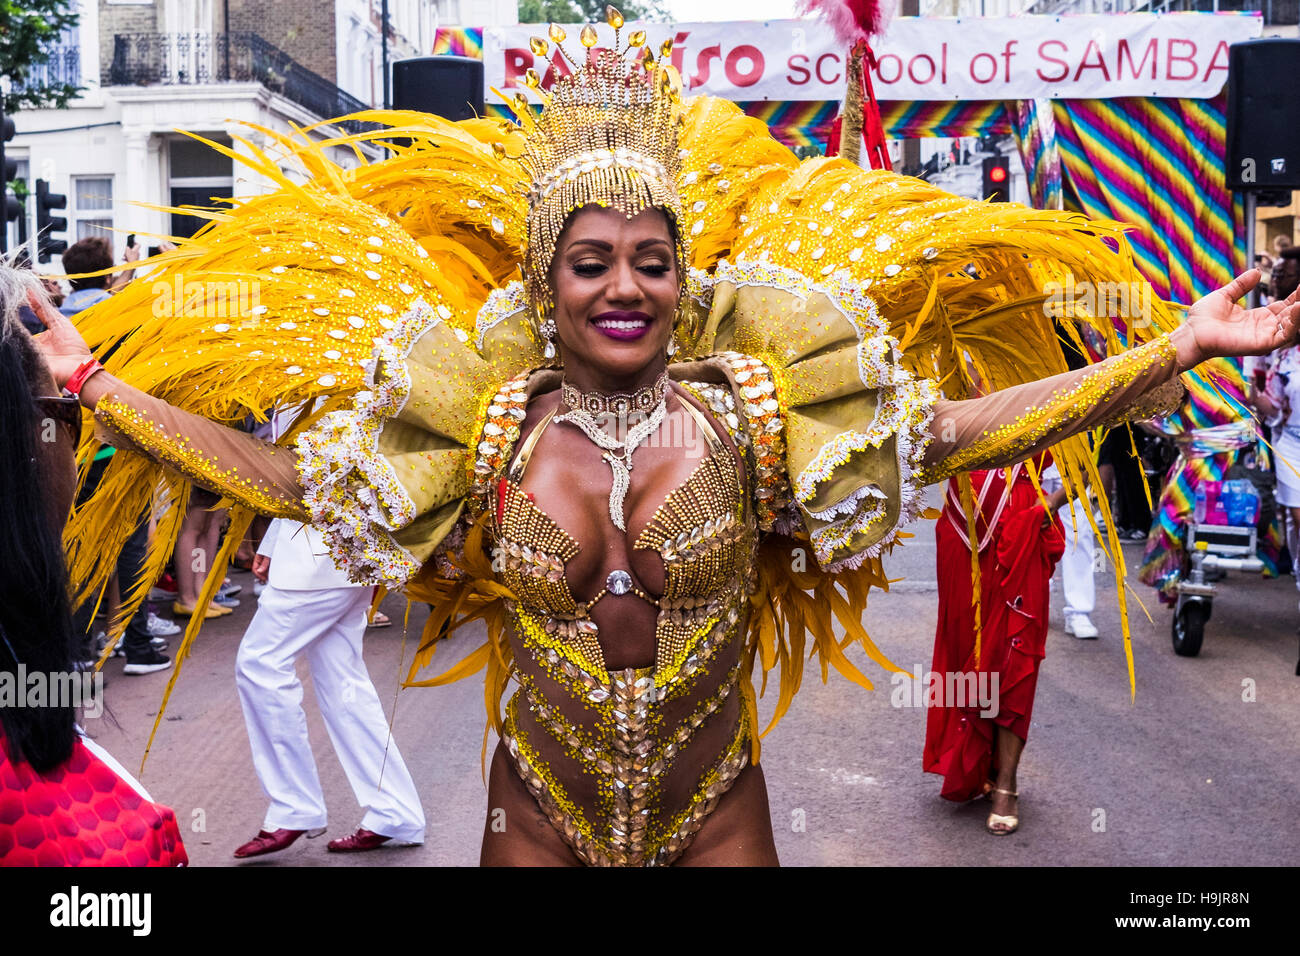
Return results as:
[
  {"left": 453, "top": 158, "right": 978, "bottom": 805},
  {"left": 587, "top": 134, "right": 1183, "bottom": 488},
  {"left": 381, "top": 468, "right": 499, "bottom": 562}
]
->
[
  {"left": 29, "top": 289, "right": 308, "bottom": 519},
  {"left": 919, "top": 271, "right": 1300, "bottom": 483}
]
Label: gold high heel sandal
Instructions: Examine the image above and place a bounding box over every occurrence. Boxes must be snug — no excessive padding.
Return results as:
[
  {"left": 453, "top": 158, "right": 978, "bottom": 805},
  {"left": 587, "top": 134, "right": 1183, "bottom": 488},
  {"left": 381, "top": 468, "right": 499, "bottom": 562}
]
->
[{"left": 986, "top": 788, "right": 1019, "bottom": 835}]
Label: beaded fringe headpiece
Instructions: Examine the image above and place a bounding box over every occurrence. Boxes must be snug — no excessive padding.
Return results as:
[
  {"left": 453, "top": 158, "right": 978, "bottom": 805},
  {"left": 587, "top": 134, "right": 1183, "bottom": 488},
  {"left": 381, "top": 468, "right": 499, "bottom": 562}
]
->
[{"left": 505, "top": 7, "right": 687, "bottom": 323}]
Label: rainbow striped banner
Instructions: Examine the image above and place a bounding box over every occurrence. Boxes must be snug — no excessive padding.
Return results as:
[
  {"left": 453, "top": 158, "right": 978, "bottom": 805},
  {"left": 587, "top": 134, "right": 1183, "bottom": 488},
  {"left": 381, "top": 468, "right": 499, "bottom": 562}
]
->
[
  {"left": 487, "top": 97, "right": 1009, "bottom": 155},
  {"left": 878, "top": 100, "right": 1011, "bottom": 139},
  {"left": 1051, "top": 93, "right": 1275, "bottom": 593},
  {"left": 739, "top": 99, "right": 1015, "bottom": 153},
  {"left": 737, "top": 100, "right": 839, "bottom": 152},
  {"left": 432, "top": 27, "right": 484, "bottom": 58}
]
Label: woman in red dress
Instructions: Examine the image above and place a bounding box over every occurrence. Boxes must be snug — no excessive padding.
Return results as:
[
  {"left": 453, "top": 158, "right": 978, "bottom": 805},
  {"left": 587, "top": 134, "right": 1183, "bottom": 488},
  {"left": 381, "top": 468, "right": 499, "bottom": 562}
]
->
[
  {"left": 0, "top": 267, "right": 187, "bottom": 867},
  {"left": 923, "top": 455, "right": 1067, "bottom": 834}
]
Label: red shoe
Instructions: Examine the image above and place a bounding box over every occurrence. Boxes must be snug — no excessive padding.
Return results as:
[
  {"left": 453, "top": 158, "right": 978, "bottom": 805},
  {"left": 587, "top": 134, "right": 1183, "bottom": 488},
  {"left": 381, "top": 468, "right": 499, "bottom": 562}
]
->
[
  {"left": 233, "top": 828, "right": 307, "bottom": 858},
  {"left": 148, "top": 572, "right": 179, "bottom": 602},
  {"left": 327, "top": 827, "right": 393, "bottom": 852}
]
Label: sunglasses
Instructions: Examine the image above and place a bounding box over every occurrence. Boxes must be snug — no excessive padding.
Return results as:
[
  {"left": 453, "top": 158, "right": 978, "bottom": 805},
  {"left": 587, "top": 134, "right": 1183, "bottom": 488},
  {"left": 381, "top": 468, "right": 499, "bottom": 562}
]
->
[{"left": 34, "top": 396, "right": 84, "bottom": 447}]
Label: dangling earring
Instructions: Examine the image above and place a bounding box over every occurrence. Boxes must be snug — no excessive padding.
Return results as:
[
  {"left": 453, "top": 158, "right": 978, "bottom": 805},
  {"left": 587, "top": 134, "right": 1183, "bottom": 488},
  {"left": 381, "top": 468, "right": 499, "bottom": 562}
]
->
[
  {"left": 535, "top": 301, "right": 558, "bottom": 361},
  {"left": 540, "top": 317, "right": 558, "bottom": 360},
  {"left": 666, "top": 301, "right": 683, "bottom": 359}
]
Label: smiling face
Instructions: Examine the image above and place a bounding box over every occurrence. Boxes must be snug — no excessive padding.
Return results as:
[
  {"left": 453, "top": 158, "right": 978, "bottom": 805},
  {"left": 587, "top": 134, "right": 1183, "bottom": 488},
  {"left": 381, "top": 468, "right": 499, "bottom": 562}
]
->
[{"left": 548, "top": 205, "right": 680, "bottom": 392}]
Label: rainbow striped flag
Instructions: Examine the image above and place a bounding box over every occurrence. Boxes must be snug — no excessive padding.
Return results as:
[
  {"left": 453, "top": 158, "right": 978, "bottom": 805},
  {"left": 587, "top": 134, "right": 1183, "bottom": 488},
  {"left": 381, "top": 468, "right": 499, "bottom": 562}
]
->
[
  {"left": 1011, "top": 98, "right": 1062, "bottom": 211},
  {"left": 737, "top": 100, "right": 839, "bottom": 152},
  {"left": 432, "top": 27, "right": 484, "bottom": 58},
  {"left": 1052, "top": 93, "right": 1243, "bottom": 304},
  {"left": 738, "top": 99, "right": 1015, "bottom": 155},
  {"left": 878, "top": 99, "right": 1011, "bottom": 139}
]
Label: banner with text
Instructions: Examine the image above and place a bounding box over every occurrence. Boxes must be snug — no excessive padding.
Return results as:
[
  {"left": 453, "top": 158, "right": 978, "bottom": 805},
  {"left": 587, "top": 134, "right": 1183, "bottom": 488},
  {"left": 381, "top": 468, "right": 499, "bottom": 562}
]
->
[{"left": 483, "top": 13, "right": 1261, "bottom": 103}]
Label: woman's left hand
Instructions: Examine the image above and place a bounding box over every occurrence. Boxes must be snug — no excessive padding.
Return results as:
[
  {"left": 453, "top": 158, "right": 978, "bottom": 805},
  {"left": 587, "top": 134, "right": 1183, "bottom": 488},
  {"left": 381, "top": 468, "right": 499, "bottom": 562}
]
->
[{"left": 1178, "top": 270, "right": 1300, "bottom": 370}]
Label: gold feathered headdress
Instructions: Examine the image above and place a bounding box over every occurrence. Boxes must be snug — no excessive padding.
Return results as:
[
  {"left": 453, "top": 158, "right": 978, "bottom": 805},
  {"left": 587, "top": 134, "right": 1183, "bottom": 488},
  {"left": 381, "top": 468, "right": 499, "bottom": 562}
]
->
[{"left": 504, "top": 9, "right": 686, "bottom": 320}]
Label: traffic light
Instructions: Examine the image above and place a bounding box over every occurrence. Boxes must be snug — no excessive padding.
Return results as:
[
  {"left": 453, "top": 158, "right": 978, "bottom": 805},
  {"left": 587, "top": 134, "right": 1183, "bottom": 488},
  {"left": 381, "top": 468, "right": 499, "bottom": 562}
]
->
[
  {"left": 35, "top": 179, "right": 68, "bottom": 264},
  {"left": 1, "top": 104, "right": 19, "bottom": 253},
  {"left": 982, "top": 155, "right": 1010, "bottom": 203}
]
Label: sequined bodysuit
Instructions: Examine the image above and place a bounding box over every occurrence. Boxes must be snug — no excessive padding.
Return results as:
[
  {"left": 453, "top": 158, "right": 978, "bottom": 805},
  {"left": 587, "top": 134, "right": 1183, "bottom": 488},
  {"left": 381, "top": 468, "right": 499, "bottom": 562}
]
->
[{"left": 489, "top": 382, "right": 759, "bottom": 867}]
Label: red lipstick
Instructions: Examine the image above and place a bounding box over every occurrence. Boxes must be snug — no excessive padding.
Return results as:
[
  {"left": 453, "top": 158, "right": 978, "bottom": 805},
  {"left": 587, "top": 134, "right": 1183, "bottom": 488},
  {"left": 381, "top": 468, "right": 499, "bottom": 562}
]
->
[{"left": 590, "top": 310, "right": 653, "bottom": 341}]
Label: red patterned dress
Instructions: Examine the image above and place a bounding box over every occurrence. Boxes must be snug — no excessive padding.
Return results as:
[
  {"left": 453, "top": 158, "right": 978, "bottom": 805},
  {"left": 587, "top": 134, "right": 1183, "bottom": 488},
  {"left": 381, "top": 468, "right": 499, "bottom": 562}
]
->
[{"left": 0, "top": 730, "right": 188, "bottom": 866}]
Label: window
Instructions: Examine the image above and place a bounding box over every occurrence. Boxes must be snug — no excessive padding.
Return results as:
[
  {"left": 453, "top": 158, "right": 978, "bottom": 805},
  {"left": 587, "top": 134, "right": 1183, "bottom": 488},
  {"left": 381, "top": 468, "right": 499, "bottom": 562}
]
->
[
  {"left": 72, "top": 176, "right": 113, "bottom": 241},
  {"left": 168, "top": 137, "right": 233, "bottom": 239},
  {"left": 3, "top": 159, "right": 29, "bottom": 254}
]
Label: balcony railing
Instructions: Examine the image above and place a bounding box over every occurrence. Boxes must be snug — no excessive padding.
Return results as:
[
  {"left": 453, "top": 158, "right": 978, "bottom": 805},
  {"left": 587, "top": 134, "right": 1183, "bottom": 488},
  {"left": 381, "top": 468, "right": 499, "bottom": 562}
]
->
[
  {"left": 13, "top": 45, "right": 83, "bottom": 91},
  {"left": 109, "top": 32, "right": 374, "bottom": 133}
]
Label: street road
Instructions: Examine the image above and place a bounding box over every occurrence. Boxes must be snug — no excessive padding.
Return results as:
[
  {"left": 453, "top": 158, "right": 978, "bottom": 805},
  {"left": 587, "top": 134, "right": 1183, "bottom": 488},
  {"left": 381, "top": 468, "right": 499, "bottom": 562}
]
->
[{"left": 86, "top": 486, "right": 1300, "bottom": 866}]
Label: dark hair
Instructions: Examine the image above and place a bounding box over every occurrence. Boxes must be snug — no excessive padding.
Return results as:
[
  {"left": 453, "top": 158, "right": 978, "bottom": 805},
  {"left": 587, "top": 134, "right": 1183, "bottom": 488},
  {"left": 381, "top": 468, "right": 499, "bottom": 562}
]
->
[
  {"left": 62, "top": 237, "right": 113, "bottom": 291},
  {"left": 0, "top": 266, "right": 77, "bottom": 771},
  {"left": 1276, "top": 247, "right": 1300, "bottom": 301}
]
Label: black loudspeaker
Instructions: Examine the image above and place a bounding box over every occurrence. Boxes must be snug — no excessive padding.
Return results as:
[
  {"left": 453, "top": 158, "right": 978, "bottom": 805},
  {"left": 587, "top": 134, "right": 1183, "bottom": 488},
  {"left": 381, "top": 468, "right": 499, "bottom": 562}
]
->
[
  {"left": 392, "top": 56, "right": 485, "bottom": 121},
  {"left": 1225, "top": 38, "right": 1300, "bottom": 190}
]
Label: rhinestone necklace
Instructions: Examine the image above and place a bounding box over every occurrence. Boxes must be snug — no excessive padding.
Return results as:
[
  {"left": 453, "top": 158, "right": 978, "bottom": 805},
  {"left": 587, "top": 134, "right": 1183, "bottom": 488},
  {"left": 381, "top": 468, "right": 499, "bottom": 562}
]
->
[
  {"left": 554, "top": 371, "right": 670, "bottom": 531},
  {"left": 560, "top": 371, "right": 670, "bottom": 417}
]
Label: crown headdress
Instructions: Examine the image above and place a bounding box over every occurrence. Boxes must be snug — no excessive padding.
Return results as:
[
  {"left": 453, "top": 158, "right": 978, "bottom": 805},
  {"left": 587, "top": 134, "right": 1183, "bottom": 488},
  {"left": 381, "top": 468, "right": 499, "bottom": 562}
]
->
[{"left": 505, "top": 7, "right": 686, "bottom": 321}]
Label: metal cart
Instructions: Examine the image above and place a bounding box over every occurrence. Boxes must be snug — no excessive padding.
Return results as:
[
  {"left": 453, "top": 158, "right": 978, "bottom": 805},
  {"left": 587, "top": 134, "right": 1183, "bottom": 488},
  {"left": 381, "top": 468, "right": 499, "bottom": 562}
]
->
[{"left": 1170, "top": 523, "right": 1265, "bottom": 656}]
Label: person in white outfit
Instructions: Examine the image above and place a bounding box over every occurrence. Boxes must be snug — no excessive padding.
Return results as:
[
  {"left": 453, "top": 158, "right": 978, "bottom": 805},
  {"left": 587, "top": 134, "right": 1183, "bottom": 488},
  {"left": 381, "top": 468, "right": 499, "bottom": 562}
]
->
[
  {"left": 232, "top": 517, "right": 426, "bottom": 857},
  {"left": 1257, "top": 345, "right": 1300, "bottom": 614},
  {"left": 1041, "top": 462, "right": 1099, "bottom": 639}
]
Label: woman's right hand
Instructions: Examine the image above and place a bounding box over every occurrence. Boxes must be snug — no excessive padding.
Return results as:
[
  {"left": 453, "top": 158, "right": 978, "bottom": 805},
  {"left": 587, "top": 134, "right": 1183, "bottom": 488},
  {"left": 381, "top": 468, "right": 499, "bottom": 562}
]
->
[{"left": 27, "top": 288, "right": 95, "bottom": 388}]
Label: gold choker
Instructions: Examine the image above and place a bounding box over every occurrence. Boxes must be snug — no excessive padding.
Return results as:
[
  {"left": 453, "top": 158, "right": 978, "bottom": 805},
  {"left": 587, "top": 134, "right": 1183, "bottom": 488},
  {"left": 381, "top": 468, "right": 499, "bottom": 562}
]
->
[{"left": 561, "top": 371, "right": 670, "bottom": 418}]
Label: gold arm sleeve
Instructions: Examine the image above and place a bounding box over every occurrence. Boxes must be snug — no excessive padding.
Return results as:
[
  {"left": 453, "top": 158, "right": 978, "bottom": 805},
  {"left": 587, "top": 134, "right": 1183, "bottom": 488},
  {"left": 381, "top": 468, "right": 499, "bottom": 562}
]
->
[
  {"left": 919, "top": 334, "right": 1184, "bottom": 485},
  {"left": 93, "top": 381, "right": 308, "bottom": 520}
]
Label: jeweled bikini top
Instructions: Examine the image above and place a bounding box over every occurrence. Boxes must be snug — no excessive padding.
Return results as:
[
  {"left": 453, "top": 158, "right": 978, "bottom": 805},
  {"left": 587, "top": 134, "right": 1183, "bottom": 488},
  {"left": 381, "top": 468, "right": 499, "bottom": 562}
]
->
[{"left": 492, "top": 383, "right": 754, "bottom": 679}]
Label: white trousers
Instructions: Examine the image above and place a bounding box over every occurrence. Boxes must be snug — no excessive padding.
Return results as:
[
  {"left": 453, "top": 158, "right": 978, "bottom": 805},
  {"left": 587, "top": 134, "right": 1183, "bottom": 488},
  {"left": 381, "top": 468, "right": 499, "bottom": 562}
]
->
[
  {"left": 1042, "top": 466, "right": 1096, "bottom": 616},
  {"left": 1056, "top": 503, "right": 1096, "bottom": 615},
  {"left": 235, "top": 584, "right": 425, "bottom": 842}
]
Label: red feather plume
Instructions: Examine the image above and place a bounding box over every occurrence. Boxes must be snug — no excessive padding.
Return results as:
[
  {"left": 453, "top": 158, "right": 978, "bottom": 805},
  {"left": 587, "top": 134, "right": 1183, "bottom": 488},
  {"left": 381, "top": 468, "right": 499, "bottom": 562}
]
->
[{"left": 796, "top": 0, "right": 894, "bottom": 45}]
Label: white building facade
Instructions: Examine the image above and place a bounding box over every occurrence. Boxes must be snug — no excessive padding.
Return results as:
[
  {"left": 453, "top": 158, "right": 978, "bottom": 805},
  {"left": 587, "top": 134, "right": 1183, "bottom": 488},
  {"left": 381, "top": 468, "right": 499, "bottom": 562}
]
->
[{"left": 8, "top": 0, "right": 509, "bottom": 270}]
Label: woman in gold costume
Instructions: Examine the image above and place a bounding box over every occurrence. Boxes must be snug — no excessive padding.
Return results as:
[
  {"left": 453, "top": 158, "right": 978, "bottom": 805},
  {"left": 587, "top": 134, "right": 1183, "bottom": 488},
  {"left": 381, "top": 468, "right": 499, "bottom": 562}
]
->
[{"left": 31, "top": 15, "right": 1299, "bottom": 865}]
